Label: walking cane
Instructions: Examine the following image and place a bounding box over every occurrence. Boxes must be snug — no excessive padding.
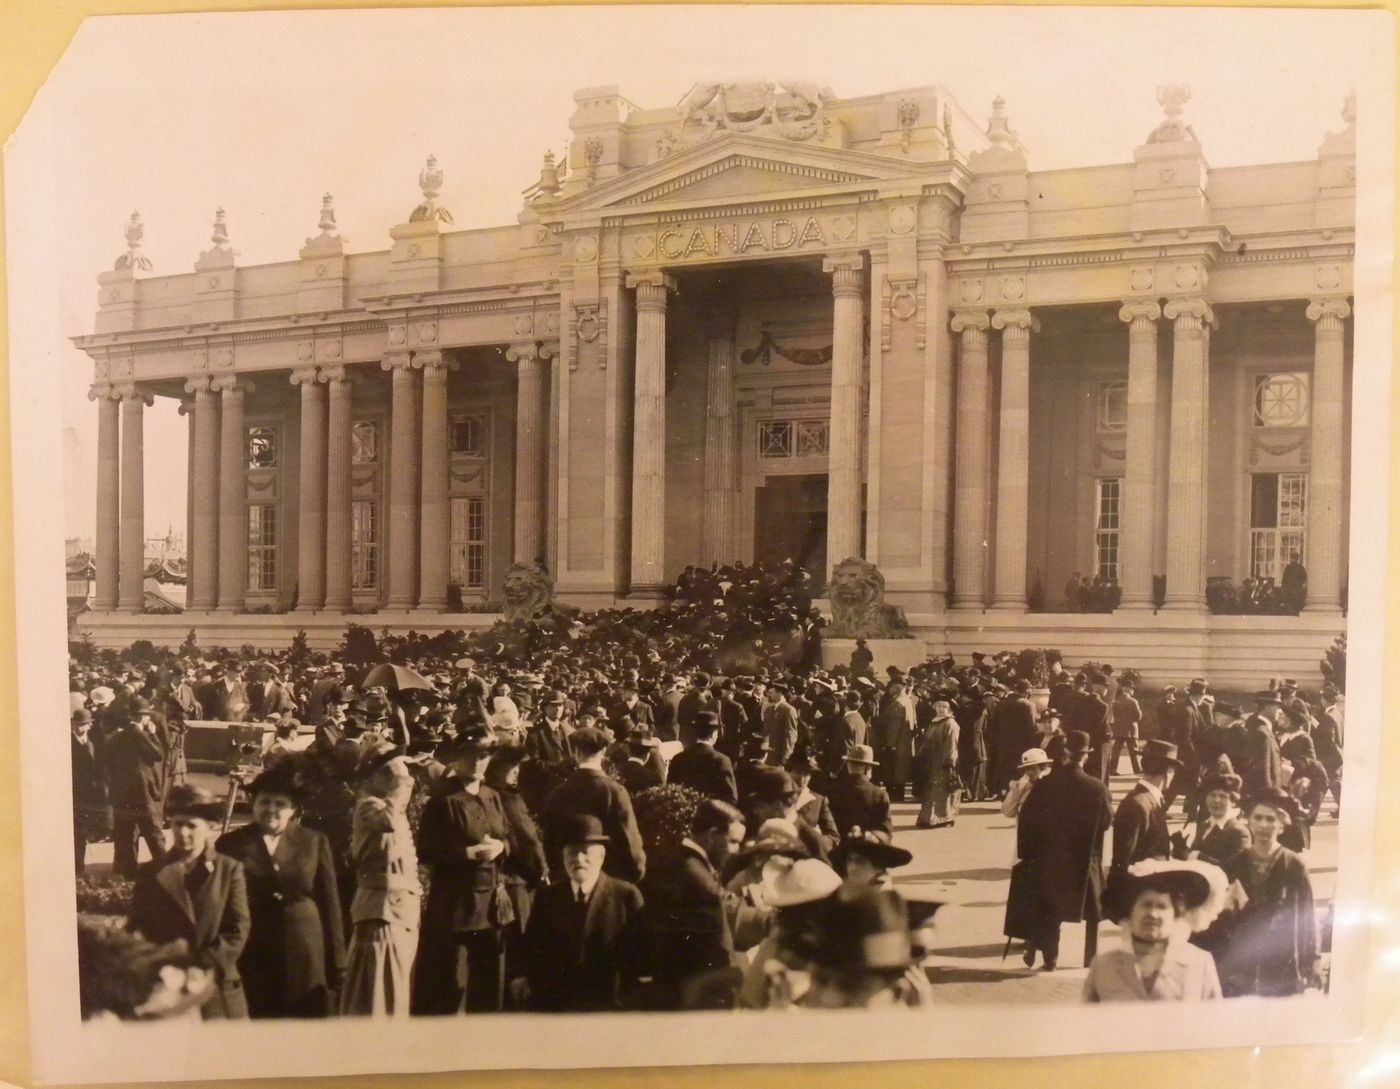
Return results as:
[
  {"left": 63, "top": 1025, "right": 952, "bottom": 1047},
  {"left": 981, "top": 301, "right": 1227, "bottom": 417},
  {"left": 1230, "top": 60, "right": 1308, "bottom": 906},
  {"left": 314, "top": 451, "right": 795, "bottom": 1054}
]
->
[{"left": 220, "top": 774, "right": 241, "bottom": 836}]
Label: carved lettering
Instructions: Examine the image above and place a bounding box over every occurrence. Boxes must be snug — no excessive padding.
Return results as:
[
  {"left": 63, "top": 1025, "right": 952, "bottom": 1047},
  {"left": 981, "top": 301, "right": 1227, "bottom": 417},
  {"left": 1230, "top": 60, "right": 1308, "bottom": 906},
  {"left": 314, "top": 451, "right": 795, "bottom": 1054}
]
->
[
  {"left": 740, "top": 222, "right": 768, "bottom": 252},
  {"left": 684, "top": 226, "right": 712, "bottom": 257},
  {"left": 798, "top": 216, "right": 826, "bottom": 245},
  {"left": 659, "top": 229, "right": 685, "bottom": 259},
  {"left": 771, "top": 219, "right": 797, "bottom": 249},
  {"left": 644, "top": 215, "right": 834, "bottom": 262},
  {"left": 713, "top": 223, "right": 739, "bottom": 254}
]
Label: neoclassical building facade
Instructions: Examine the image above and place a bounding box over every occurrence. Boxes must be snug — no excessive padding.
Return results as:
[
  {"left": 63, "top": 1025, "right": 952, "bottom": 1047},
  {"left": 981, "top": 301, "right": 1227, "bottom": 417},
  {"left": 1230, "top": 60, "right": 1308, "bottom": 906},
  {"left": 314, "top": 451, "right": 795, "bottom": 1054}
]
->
[{"left": 75, "top": 81, "right": 1354, "bottom": 682}]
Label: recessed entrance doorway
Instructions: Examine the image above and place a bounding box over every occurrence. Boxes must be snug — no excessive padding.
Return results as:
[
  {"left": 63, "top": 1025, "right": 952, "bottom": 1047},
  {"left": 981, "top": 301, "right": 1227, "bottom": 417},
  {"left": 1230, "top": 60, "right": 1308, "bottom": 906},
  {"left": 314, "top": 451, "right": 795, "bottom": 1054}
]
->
[{"left": 753, "top": 473, "right": 828, "bottom": 589}]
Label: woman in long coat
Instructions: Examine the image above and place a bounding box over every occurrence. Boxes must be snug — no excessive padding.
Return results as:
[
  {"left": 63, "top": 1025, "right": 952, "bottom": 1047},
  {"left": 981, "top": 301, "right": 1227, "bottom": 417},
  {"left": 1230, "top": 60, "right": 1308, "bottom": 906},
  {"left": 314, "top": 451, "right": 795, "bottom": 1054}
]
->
[
  {"left": 1207, "top": 789, "right": 1319, "bottom": 997},
  {"left": 216, "top": 761, "right": 346, "bottom": 1018},
  {"left": 914, "top": 702, "right": 960, "bottom": 829},
  {"left": 339, "top": 742, "right": 422, "bottom": 1018}
]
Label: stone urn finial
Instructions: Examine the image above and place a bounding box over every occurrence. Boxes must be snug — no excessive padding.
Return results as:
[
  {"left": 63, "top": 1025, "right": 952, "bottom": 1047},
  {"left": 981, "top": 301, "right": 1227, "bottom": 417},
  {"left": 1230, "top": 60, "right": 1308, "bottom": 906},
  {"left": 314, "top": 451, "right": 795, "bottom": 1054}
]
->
[
  {"left": 537, "top": 150, "right": 561, "bottom": 197},
  {"left": 1147, "top": 83, "right": 1197, "bottom": 144},
  {"left": 317, "top": 191, "right": 337, "bottom": 234},
  {"left": 210, "top": 206, "right": 229, "bottom": 247},
  {"left": 114, "top": 210, "right": 153, "bottom": 271},
  {"left": 410, "top": 154, "right": 453, "bottom": 223},
  {"left": 987, "top": 95, "right": 1017, "bottom": 149}
]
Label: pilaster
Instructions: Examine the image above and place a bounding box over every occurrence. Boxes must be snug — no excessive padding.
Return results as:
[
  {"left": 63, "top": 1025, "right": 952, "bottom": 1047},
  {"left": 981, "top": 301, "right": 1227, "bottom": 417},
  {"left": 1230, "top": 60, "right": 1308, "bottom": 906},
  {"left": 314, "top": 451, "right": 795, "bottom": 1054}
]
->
[
  {"left": 990, "top": 308, "right": 1037, "bottom": 610},
  {"left": 291, "top": 367, "right": 327, "bottom": 611},
  {"left": 824, "top": 253, "right": 866, "bottom": 579},
  {"left": 950, "top": 308, "right": 992, "bottom": 608},
  {"left": 1304, "top": 297, "right": 1350, "bottom": 611},
  {"left": 1118, "top": 301, "right": 1163, "bottom": 609},
  {"left": 1162, "top": 296, "right": 1214, "bottom": 610},
  {"left": 626, "top": 270, "right": 676, "bottom": 594}
]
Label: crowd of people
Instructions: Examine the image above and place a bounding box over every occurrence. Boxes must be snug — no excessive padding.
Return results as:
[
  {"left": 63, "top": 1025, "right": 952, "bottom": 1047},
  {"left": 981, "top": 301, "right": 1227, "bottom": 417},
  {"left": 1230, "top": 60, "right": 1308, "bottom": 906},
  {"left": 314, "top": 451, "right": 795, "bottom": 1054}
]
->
[{"left": 69, "top": 559, "right": 1343, "bottom": 1018}]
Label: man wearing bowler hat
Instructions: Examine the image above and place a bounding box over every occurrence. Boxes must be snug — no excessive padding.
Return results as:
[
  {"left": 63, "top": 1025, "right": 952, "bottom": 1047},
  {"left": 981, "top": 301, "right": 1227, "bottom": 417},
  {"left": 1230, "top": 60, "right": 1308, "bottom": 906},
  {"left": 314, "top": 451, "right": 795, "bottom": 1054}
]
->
[
  {"left": 666, "top": 711, "right": 738, "bottom": 804},
  {"left": 827, "top": 744, "right": 894, "bottom": 840},
  {"left": 1105, "top": 739, "right": 1182, "bottom": 917},
  {"left": 1014, "top": 729, "right": 1114, "bottom": 970},
  {"left": 104, "top": 696, "right": 171, "bottom": 877}
]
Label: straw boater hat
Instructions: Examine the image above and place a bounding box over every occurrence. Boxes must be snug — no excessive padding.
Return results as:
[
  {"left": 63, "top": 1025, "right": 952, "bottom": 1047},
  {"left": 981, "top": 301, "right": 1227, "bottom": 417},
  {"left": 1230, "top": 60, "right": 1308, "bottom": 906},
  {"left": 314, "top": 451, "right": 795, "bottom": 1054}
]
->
[{"left": 1018, "top": 747, "right": 1053, "bottom": 770}]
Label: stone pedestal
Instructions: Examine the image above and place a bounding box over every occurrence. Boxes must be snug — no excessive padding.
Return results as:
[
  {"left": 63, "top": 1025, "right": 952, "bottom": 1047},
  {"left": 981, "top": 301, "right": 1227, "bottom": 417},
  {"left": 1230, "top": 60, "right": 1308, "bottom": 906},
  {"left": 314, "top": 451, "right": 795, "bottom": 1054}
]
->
[{"left": 821, "top": 637, "right": 929, "bottom": 675}]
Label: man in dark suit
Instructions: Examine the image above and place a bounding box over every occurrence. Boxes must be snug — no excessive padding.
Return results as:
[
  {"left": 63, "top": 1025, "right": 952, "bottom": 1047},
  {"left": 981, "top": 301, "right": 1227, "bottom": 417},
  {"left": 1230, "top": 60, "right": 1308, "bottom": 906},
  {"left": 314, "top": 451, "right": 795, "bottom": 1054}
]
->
[
  {"left": 1065, "top": 675, "right": 1112, "bottom": 784},
  {"left": 653, "top": 676, "right": 684, "bottom": 743},
  {"left": 677, "top": 672, "right": 716, "bottom": 740},
  {"left": 640, "top": 799, "right": 747, "bottom": 1009},
  {"left": 987, "top": 680, "right": 1040, "bottom": 798},
  {"left": 666, "top": 712, "right": 738, "bottom": 804},
  {"left": 614, "top": 726, "right": 665, "bottom": 795},
  {"left": 71, "top": 709, "right": 109, "bottom": 875},
  {"left": 543, "top": 727, "right": 647, "bottom": 883},
  {"left": 200, "top": 666, "right": 250, "bottom": 722},
  {"left": 761, "top": 684, "right": 800, "bottom": 768},
  {"left": 822, "top": 690, "right": 868, "bottom": 779},
  {"left": 1108, "top": 679, "right": 1144, "bottom": 777},
  {"left": 1014, "top": 730, "right": 1114, "bottom": 970},
  {"left": 1104, "top": 739, "right": 1180, "bottom": 917},
  {"left": 787, "top": 751, "right": 840, "bottom": 855},
  {"left": 1237, "top": 710, "right": 1284, "bottom": 796},
  {"left": 103, "top": 697, "right": 169, "bottom": 877},
  {"left": 825, "top": 745, "right": 893, "bottom": 839},
  {"left": 1164, "top": 677, "right": 1211, "bottom": 812},
  {"left": 247, "top": 666, "right": 297, "bottom": 721},
  {"left": 128, "top": 785, "right": 250, "bottom": 1018},
  {"left": 513, "top": 813, "right": 645, "bottom": 1012},
  {"left": 609, "top": 681, "right": 654, "bottom": 733}
]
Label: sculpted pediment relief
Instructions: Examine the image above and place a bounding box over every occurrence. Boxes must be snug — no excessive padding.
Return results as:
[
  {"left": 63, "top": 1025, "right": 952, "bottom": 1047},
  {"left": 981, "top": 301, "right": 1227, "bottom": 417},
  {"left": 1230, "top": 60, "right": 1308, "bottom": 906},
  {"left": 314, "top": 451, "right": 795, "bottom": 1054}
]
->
[{"left": 615, "top": 157, "right": 869, "bottom": 206}]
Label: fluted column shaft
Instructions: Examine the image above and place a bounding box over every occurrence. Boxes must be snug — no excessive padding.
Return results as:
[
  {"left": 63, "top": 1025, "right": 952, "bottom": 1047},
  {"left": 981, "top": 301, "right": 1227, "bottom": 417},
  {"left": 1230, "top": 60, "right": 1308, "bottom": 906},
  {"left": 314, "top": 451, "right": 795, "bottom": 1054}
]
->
[
  {"left": 1162, "top": 298, "right": 1213, "bottom": 609},
  {"left": 216, "top": 378, "right": 250, "bottom": 611},
  {"left": 509, "top": 341, "right": 548, "bottom": 564},
  {"left": 91, "top": 388, "right": 121, "bottom": 611},
  {"left": 383, "top": 352, "right": 419, "bottom": 608},
  {"left": 292, "top": 368, "right": 327, "bottom": 610},
  {"left": 991, "top": 309, "right": 1035, "bottom": 610},
  {"left": 418, "top": 351, "right": 451, "bottom": 609},
  {"left": 1118, "top": 302, "right": 1162, "bottom": 608},
  {"left": 627, "top": 271, "right": 675, "bottom": 592},
  {"left": 1305, "top": 298, "right": 1350, "bottom": 610},
  {"left": 186, "top": 380, "right": 221, "bottom": 609},
  {"left": 824, "top": 254, "right": 865, "bottom": 574},
  {"left": 951, "top": 310, "right": 992, "bottom": 608},
  {"left": 701, "top": 327, "right": 737, "bottom": 563},
  {"left": 323, "top": 367, "right": 354, "bottom": 611},
  {"left": 117, "top": 386, "right": 148, "bottom": 611}
]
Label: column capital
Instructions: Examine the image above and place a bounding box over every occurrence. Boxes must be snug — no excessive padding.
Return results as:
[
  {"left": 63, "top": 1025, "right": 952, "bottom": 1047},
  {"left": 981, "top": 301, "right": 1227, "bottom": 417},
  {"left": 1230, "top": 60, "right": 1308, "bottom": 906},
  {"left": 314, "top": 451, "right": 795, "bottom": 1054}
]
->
[
  {"left": 381, "top": 349, "right": 414, "bottom": 372},
  {"left": 182, "top": 375, "right": 215, "bottom": 394},
  {"left": 505, "top": 340, "right": 539, "bottom": 364},
  {"left": 991, "top": 308, "right": 1039, "bottom": 333},
  {"left": 87, "top": 382, "right": 120, "bottom": 401},
  {"left": 1306, "top": 297, "right": 1351, "bottom": 324},
  {"left": 1118, "top": 300, "right": 1163, "bottom": 325},
  {"left": 318, "top": 363, "right": 349, "bottom": 384},
  {"left": 1163, "top": 297, "right": 1215, "bottom": 327},
  {"left": 211, "top": 374, "right": 254, "bottom": 394},
  {"left": 949, "top": 308, "right": 991, "bottom": 334},
  {"left": 823, "top": 252, "right": 864, "bottom": 297},
  {"left": 538, "top": 338, "right": 559, "bottom": 362},
  {"left": 412, "top": 349, "right": 454, "bottom": 372},
  {"left": 625, "top": 269, "right": 677, "bottom": 292},
  {"left": 290, "top": 365, "right": 320, "bottom": 386},
  {"left": 821, "top": 252, "right": 864, "bottom": 274},
  {"left": 112, "top": 382, "right": 154, "bottom": 406}
]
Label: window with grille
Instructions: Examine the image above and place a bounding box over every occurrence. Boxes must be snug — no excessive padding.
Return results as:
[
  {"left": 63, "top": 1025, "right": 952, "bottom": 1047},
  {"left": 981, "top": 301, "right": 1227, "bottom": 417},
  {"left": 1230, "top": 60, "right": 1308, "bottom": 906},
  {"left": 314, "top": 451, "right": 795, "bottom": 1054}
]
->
[
  {"left": 1253, "top": 373, "right": 1310, "bottom": 428},
  {"left": 247, "top": 427, "right": 278, "bottom": 469},
  {"left": 450, "top": 414, "right": 488, "bottom": 457},
  {"left": 351, "top": 420, "right": 378, "bottom": 465},
  {"left": 351, "top": 500, "right": 379, "bottom": 589},
  {"left": 1094, "top": 478, "right": 1121, "bottom": 582},
  {"left": 1098, "top": 381, "right": 1127, "bottom": 433},
  {"left": 449, "top": 496, "right": 487, "bottom": 590},
  {"left": 1250, "top": 473, "right": 1307, "bottom": 580},
  {"left": 247, "top": 504, "right": 277, "bottom": 591},
  {"left": 758, "top": 417, "right": 828, "bottom": 459}
]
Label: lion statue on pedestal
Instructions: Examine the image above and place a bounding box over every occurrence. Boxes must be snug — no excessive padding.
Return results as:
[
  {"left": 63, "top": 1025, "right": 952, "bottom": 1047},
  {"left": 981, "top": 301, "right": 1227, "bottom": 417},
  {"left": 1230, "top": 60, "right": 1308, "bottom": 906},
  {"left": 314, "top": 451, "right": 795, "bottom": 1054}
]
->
[
  {"left": 825, "top": 557, "right": 911, "bottom": 639},
  {"left": 501, "top": 562, "right": 556, "bottom": 623}
]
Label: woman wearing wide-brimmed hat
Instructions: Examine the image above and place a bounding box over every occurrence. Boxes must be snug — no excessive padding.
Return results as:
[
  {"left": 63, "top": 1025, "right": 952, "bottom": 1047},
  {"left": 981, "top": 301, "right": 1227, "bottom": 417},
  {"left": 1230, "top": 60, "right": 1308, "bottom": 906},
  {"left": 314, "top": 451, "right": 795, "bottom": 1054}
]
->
[
  {"left": 127, "top": 784, "right": 251, "bottom": 1018},
  {"left": 216, "top": 760, "right": 346, "bottom": 1018},
  {"left": 1082, "top": 859, "right": 1226, "bottom": 1002},
  {"left": 1173, "top": 761, "right": 1250, "bottom": 869},
  {"left": 1205, "top": 787, "right": 1320, "bottom": 997}
]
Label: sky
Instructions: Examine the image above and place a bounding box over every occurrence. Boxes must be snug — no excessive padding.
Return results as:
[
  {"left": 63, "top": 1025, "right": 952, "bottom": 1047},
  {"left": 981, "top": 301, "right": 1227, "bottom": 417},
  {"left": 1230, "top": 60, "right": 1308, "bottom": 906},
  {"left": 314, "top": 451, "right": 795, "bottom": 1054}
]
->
[{"left": 7, "top": 4, "right": 1385, "bottom": 543}]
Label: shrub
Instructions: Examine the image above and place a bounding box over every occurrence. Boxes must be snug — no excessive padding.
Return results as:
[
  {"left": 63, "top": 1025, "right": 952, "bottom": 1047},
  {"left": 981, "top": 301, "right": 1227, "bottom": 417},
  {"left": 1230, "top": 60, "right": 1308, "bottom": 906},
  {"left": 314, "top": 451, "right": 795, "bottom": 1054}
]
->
[
  {"left": 1015, "top": 649, "right": 1051, "bottom": 689},
  {"left": 632, "top": 783, "right": 707, "bottom": 872},
  {"left": 1321, "top": 633, "right": 1346, "bottom": 693},
  {"left": 179, "top": 629, "right": 199, "bottom": 659},
  {"left": 76, "top": 873, "right": 135, "bottom": 917}
]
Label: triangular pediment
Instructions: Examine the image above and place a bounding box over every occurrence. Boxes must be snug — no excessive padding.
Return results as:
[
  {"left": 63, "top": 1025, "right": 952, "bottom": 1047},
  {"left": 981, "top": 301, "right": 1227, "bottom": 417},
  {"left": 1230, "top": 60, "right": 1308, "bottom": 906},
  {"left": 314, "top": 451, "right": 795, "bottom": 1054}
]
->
[{"left": 544, "top": 132, "right": 931, "bottom": 214}]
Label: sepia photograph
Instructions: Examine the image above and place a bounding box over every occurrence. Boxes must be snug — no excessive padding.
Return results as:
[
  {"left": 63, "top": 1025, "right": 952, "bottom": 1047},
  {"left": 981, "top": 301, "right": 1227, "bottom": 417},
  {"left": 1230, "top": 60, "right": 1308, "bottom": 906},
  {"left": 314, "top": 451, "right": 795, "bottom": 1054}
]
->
[{"left": 5, "top": 4, "right": 1394, "bottom": 1083}]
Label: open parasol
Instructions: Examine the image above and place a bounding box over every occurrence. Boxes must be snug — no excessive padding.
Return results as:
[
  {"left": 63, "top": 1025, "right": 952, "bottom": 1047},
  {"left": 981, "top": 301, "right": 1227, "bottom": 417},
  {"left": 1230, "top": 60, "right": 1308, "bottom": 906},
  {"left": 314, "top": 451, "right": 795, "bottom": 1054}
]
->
[{"left": 361, "top": 662, "right": 436, "bottom": 693}]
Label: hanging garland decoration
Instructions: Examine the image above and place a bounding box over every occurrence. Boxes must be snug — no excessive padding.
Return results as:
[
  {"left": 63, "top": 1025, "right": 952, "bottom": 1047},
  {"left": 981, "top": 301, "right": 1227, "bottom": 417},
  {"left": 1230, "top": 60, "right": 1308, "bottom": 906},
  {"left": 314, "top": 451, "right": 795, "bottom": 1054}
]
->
[{"left": 740, "top": 330, "right": 834, "bottom": 368}]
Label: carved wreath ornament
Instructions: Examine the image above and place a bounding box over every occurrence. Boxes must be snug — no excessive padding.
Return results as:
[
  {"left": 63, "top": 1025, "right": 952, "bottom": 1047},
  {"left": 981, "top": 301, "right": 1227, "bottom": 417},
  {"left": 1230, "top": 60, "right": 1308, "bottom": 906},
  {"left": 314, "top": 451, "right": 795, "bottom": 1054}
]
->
[{"left": 741, "top": 331, "right": 833, "bottom": 368}]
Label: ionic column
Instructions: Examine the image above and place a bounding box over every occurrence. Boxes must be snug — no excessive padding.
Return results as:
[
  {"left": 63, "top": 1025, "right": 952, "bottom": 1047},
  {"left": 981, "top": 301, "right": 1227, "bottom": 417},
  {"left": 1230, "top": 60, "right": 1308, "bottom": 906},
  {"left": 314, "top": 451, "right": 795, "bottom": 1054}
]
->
[
  {"left": 991, "top": 309, "right": 1037, "bottom": 610},
  {"left": 951, "top": 309, "right": 992, "bottom": 608},
  {"left": 1118, "top": 302, "right": 1162, "bottom": 609},
  {"left": 508, "top": 340, "right": 548, "bottom": 564},
  {"left": 1162, "top": 298, "right": 1214, "bottom": 610},
  {"left": 1305, "top": 298, "right": 1350, "bottom": 611},
  {"left": 701, "top": 323, "right": 737, "bottom": 564},
  {"left": 291, "top": 367, "right": 327, "bottom": 611},
  {"left": 417, "top": 350, "right": 453, "bottom": 610},
  {"left": 824, "top": 254, "right": 866, "bottom": 574},
  {"left": 184, "top": 378, "right": 221, "bottom": 609},
  {"left": 216, "top": 377, "right": 251, "bottom": 612},
  {"left": 322, "top": 366, "right": 353, "bottom": 612},
  {"left": 89, "top": 385, "right": 121, "bottom": 611},
  {"left": 382, "top": 351, "right": 419, "bottom": 608},
  {"left": 116, "top": 385, "right": 151, "bottom": 611},
  {"left": 626, "top": 271, "right": 675, "bottom": 593}
]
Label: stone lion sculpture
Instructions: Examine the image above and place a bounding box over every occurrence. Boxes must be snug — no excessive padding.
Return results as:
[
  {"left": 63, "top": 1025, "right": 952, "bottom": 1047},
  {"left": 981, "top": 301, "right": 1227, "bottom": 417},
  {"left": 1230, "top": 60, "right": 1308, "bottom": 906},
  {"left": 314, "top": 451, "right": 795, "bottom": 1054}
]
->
[
  {"left": 501, "top": 561, "right": 555, "bottom": 623},
  {"left": 825, "top": 556, "right": 911, "bottom": 639}
]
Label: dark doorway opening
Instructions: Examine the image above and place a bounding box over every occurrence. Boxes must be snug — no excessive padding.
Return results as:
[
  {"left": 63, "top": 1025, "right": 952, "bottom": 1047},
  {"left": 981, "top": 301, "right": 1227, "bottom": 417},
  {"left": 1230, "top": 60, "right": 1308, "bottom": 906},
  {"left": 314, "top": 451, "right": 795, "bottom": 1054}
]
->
[{"left": 754, "top": 473, "right": 828, "bottom": 589}]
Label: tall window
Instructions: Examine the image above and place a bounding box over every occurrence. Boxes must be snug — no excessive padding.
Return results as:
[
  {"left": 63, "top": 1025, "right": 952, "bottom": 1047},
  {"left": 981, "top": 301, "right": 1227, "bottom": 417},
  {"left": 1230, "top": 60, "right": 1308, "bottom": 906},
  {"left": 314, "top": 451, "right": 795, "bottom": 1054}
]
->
[
  {"left": 758, "top": 417, "right": 829, "bottom": 459},
  {"left": 1253, "top": 373, "right": 1310, "bottom": 428},
  {"left": 247, "top": 504, "right": 277, "bottom": 591},
  {"left": 450, "top": 496, "right": 487, "bottom": 590},
  {"left": 1251, "top": 473, "right": 1307, "bottom": 580},
  {"left": 351, "top": 500, "right": 379, "bottom": 589},
  {"left": 1094, "top": 478, "right": 1121, "bottom": 582},
  {"left": 450, "top": 413, "right": 488, "bottom": 457},
  {"left": 1097, "top": 381, "right": 1127, "bottom": 433}
]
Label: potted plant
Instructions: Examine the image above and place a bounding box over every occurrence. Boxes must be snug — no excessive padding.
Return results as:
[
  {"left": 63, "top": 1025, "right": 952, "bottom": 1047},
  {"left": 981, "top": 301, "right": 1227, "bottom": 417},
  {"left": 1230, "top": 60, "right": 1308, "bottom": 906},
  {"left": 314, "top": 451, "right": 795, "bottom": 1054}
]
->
[{"left": 1016, "top": 648, "right": 1052, "bottom": 713}]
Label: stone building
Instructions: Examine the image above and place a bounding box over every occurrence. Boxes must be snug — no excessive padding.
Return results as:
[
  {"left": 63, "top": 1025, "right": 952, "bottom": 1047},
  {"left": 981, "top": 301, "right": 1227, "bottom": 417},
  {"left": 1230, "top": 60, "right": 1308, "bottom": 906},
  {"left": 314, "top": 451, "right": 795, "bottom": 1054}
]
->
[{"left": 73, "top": 81, "right": 1353, "bottom": 682}]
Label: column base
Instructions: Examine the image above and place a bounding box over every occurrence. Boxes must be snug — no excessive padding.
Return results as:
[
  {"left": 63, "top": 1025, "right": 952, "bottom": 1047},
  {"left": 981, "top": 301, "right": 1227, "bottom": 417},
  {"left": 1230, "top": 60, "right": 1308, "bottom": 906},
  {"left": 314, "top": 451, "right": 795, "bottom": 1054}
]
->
[
  {"left": 1160, "top": 600, "right": 1207, "bottom": 614},
  {"left": 1301, "top": 603, "right": 1345, "bottom": 617},
  {"left": 415, "top": 602, "right": 448, "bottom": 613},
  {"left": 989, "top": 600, "right": 1028, "bottom": 613},
  {"left": 949, "top": 601, "right": 985, "bottom": 611},
  {"left": 1117, "top": 598, "right": 1156, "bottom": 611}
]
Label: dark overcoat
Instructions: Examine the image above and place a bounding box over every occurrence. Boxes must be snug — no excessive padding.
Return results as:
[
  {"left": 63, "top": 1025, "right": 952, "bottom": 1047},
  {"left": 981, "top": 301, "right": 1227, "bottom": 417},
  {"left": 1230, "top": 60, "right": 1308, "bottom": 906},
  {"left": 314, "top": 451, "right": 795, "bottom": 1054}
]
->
[
  {"left": 417, "top": 780, "right": 510, "bottom": 932},
  {"left": 1104, "top": 783, "right": 1171, "bottom": 915},
  {"left": 666, "top": 742, "right": 738, "bottom": 804},
  {"left": 128, "top": 847, "right": 251, "bottom": 1018},
  {"left": 519, "top": 872, "right": 645, "bottom": 1012},
  {"left": 826, "top": 772, "right": 893, "bottom": 838},
  {"left": 1210, "top": 847, "right": 1318, "bottom": 996},
  {"left": 987, "top": 697, "right": 1038, "bottom": 792},
  {"left": 543, "top": 768, "right": 647, "bottom": 883},
  {"left": 1238, "top": 720, "right": 1284, "bottom": 795},
  {"left": 102, "top": 724, "right": 166, "bottom": 816},
  {"left": 1016, "top": 763, "right": 1113, "bottom": 923},
  {"left": 72, "top": 734, "right": 110, "bottom": 837},
  {"left": 215, "top": 821, "right": 345, "bottom": 1018},
  {"left": 640, "top": 845, "right": 731, "bottom": 1007}
]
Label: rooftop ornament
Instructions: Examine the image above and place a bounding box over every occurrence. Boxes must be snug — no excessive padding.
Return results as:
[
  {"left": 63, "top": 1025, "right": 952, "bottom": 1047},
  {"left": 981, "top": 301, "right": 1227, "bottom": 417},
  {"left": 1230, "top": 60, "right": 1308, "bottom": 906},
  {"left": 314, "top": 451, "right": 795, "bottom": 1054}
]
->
[
  {"left": 113, "top": 211, "right": 153, "bottom": 271},
  {"left": 317, "top": 192, "right": 338, "bottom": 235},
  {"left": 537, "top": 151, "right": 561, "bottom": 198},
  {"left": 986, "top": 95, "right": 1019, "bottom": 150},
  {"left": 1147, "top": 83, "right": 1198, "bottom": 144},
  {"left": 410, "top": 154, "right": 453, "bottom": 224},
  {"left": 1342, "top": 89, "right": 1356, "bottom": 127}
]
